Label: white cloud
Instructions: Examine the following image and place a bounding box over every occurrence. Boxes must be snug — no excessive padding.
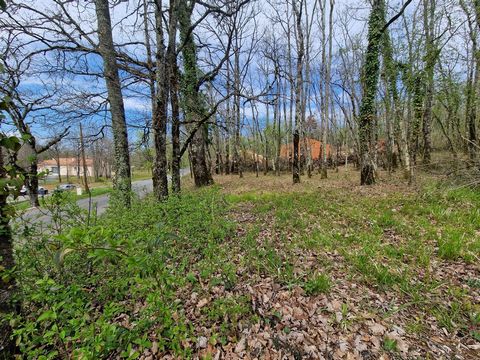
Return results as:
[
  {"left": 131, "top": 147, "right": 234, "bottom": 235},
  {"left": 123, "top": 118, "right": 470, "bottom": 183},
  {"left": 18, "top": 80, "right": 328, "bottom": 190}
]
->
[{"left": 123, "top": 97, "right": 150, "bottom": 112}]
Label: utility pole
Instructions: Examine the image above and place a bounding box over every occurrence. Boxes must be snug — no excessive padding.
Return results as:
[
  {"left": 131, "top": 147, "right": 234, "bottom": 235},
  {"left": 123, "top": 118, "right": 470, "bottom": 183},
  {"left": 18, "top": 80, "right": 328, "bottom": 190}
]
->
[{"left": 79, "top": 123, "right": 90, "bottom": 196}]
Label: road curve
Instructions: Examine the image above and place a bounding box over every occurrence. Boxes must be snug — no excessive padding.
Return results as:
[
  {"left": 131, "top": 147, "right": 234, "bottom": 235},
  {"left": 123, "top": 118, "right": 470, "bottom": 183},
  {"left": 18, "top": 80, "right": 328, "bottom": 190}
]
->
[{"left": 21, "top": 169, "right": 190, "bottom": 223}]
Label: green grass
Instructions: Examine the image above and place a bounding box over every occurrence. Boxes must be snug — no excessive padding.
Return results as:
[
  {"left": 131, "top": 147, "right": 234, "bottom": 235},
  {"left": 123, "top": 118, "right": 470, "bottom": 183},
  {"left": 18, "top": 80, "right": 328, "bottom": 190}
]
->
[
  {"left": 303, "top": 273, "right": 331, "bottom": 295},
  {"left": 77, "top": 187, "right": 112, "bottom": 199},
  {"left": 225, "top": 178, "right": 480, "bottom": 342},
  {"left": 131, "top": 168, "right": 152, "bottom": 181},
  {"left": 11, "top": 199, "right": 34, "bottom": 211},
  {"left": 383, "top": 337, "right": 397, "bottom": 351},
  {"left": 12, "top": 187, "right": 113, "bottom": 212},
  {"left": 6, "top": 173, "right": 480, "bottom": 358}
]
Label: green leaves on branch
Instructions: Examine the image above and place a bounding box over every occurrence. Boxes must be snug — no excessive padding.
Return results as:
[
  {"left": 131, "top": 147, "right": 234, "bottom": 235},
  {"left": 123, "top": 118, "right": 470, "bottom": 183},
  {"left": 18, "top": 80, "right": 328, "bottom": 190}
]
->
[{"left": 0, "top": 135, "right": 22, "bottom": 152}]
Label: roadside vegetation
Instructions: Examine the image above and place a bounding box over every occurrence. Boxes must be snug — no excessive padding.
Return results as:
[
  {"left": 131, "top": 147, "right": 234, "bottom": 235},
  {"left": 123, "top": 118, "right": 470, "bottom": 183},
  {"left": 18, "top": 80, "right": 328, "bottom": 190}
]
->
[{"left": 11, "top": 169, "right": 153, "bottom": 211}]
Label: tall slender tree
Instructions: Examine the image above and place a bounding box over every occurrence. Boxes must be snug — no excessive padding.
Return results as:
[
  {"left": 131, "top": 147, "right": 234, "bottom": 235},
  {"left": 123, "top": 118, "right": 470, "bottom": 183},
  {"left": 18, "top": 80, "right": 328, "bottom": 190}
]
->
[
  {"left": 168, "top": 0, "right": 182, "bottom": 194},
  {"left": 94, "top": 0, "right": 132, "bottom": 205},
  {"left": 292, "top": 0, "right": 304, "bottom": 184},
  {"left": 178, "top": 0, "right": 213, "bottom": 187},
  {"left": 358, "top": 0, "right": 385, "bottom": 185},
  {"left": 152, "top": 0, "right": 169, "bottom": 199},
  {"left": 422, "top": 0, "right": 436, "bottom": 164}
]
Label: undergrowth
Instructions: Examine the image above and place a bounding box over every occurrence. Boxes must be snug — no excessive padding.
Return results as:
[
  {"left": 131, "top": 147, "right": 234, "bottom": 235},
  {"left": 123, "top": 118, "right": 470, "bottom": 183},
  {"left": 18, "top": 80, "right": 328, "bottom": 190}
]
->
[
  {"left": 8, "top": 188, "right": 236, "bottom": 359},
  {"left": 4, "top": 177, "right": 480, "bottom": 358}
]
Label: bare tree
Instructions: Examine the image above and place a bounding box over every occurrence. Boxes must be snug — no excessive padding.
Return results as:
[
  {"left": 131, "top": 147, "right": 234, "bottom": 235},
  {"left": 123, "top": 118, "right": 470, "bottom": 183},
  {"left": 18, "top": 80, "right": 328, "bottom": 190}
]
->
[
  {"left": 1, "top": 42, "right": 70, "bottom": 206},
  {"left": 292, "top": 0, "right": 305, "bottom": 184},
  {"left": 94, "top": 0, "right": 132, "bottom": 205}
]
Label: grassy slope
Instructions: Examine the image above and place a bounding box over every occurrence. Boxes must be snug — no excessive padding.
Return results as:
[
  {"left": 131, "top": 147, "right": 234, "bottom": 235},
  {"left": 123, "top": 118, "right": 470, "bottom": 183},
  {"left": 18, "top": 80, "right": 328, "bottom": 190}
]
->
[{"left": 8, "top": 167, "right": 480, "bottom": 359}]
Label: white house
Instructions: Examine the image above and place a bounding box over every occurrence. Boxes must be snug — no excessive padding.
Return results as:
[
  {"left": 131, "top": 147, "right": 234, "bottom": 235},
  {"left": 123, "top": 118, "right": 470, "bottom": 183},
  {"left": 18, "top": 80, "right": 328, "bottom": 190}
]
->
[{"left": 38, "top": 157, "right": 94, "bottom": 178}]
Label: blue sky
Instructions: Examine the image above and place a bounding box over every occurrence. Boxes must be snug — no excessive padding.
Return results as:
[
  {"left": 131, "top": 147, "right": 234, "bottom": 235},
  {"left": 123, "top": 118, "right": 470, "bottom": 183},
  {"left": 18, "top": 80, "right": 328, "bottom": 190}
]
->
[{"left": 2, "top": 0, "right": 471, "bottom": 149}]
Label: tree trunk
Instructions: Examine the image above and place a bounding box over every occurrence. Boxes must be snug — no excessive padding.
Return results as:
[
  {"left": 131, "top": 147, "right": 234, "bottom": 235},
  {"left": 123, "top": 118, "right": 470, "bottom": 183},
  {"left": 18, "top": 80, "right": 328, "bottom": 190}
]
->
[
  {"left": 410, "top": 73, "right": 424, "bottom": 183},
  {"left": 178, "top": 0, "right": 213, "bottom": 186},
  {"left": 190, "top": 127, "right": 213, "bottom": 186},
  {"left": 233, "top": 40, "right": 243, "bottom": 178},
  {"left": 151, "top": 0, "right": 169, "bottom": 200},
  {"left": 94, "top": 0, "right": 132, "bottom": 206},
  {"left": 55, "top": 152, "right": 62, "bottom": 183},
  {"left": 292, "top": 0, "right": 304, "bottom": 184},
  {"left": 293, "top": 130, "right": 300, "bottom": 183},
  {"left": 286, "top": 3, "right": 294, "bottom": 173},
  {"left": 66, "top": 151, "right": 70, "bottom": 182},
  {"left": 26, "top": 159, "right": 40, "bottom": 207},
  {"left": 167, "top": 0, "right": 181, "bottom": 194},
  {"left": 383, "top": 27, "right": 406, "bottom": 175},
  {"left": 214, "top": 101, "right": 222, "bottom": 175},
  {"left": 76, "top": 147, "right": 81, "bottom": 180},
  {"left": 225, "top": 60, "right": 231, "bottom": 175},
  {"left": 0, "top": 145, "right": 16, "bottom": 357},
  {"left": 422, "top": 0, "right": 435, "bottom": 164},
  {"left": 322, "top": 0, "right": 334, "bottom": 179},
  {"left": 170, "top": 89, "right": 181, "bottom": 193},
  {"left": 263, "top": 98, "right": 270, "bottom": 175},
  {"left": 465, "top": 0, "right": 480, "bottom": 160},
  {"left": 358, "top": 0, "right": 385, "bottom": 185},
  {"left": 275, "top": 66, "right": 281, "bottom": 176},
  {"left": 79, "top": 123, "right": 90, "bottom": 195}
]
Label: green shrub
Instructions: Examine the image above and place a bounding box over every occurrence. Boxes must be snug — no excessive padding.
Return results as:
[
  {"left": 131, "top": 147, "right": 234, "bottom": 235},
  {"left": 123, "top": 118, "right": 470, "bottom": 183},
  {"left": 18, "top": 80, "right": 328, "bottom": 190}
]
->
[{"left": 9, "top": 188, "right": 233, "bottom": 358}]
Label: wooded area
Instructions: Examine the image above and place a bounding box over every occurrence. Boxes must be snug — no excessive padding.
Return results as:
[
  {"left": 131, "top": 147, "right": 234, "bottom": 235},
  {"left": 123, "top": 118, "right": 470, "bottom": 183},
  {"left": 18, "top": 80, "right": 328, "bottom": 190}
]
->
[{"left": 0, "top": 0, "right": 479, "bottom": 358}]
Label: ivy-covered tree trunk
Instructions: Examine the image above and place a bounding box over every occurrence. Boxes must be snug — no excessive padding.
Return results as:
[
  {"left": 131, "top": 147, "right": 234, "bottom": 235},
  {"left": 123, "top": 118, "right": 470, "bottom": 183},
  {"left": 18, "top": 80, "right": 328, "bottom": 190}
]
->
[
  {"left": 178, "top": 0, "right": 213, "bottom": 187},
  {"left": 292, "top": 0, "right": 304, "bottom": 184},
  {"left": 382, "top": 28, "right": 410, "bottom": 177},
  {"left": 358, "top": 0, "right": 385, "bottom": 185},
  {"left": 293, "top": 129, "right": 300, "bottom": 183},
  {"left": 409, "top": 72, "right": 424, "bottom": 183},
  {"left": 26, "top": 159, "right": 39, "bottom": 207},
  {"left": 190, "top": 127, "right": 213, "bottom": 187},
  {"left": 152, "top": 0, "right": 169, "bottom": 200},
  {"left": 0, "top": 145, "right": 16, "bottom": 357},
  {"left": 22, "top": 142, "right": 40, "bottom": 207},
  {"left": 382, "top": 28, "right": 403, "bottom": 173},
  {"left": 422, "top": 0, "right": 436, "bottom": 164},
  {"left": 468, "top": 71, "right": 479, "bottom": 161},
  {"left": 166, "top": 0, "right": 181, "bottom": 194},
  {"left": 94, "top": 0, "right": 132, "bottom": 206}
]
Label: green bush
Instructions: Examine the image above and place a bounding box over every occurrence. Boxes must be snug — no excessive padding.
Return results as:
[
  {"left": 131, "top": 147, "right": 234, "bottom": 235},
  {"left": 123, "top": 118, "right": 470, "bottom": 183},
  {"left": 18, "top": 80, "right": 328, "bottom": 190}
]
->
[{"left": 9, "top": 188, "right": 233, "bottom": 358}]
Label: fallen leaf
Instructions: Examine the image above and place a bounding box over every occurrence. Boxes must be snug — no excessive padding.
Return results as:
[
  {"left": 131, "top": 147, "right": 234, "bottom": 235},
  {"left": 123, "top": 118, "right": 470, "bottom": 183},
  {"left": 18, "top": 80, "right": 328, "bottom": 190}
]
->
[
  {"left": 369, "top": 322, "right": 387, "bottom": 335},
  {"left": 235, "top": 337, "right": 246, "bottom": 353},
  {"left": 197, "top": 298, "right": 208, "bottom": 308}
]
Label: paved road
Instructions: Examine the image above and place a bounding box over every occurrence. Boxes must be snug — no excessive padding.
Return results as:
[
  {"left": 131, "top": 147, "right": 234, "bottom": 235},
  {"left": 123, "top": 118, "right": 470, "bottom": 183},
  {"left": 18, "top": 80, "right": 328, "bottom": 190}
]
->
[{"left": 21, "top": 169, "right": 189, "bottom": 223}]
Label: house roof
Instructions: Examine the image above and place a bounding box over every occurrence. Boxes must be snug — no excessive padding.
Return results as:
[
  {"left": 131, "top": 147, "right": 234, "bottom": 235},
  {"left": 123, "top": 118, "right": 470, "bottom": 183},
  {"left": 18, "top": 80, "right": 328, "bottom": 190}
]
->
[{"left": 39, "top": 157, "right": 94, "bottom": 167}]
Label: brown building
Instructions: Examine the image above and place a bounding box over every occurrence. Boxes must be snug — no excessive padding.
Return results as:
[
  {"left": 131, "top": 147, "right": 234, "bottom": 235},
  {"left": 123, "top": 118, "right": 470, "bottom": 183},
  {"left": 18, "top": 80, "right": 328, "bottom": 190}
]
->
[{"left": 280, "top": 138, "right": 332, "bottom": 160}]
